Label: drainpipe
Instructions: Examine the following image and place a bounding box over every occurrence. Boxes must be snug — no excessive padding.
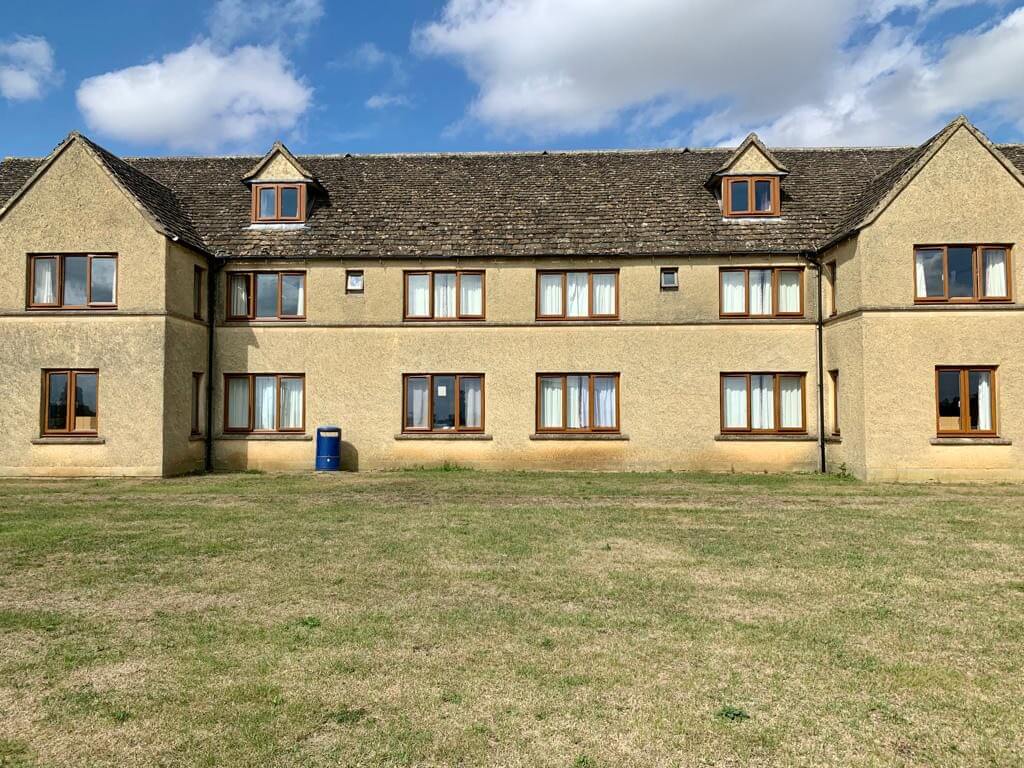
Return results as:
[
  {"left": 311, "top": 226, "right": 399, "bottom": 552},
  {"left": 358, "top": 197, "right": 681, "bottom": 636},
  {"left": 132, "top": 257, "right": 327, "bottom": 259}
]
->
[
  {"left": 812, "top": 252, "right": 827, "bottom": 474},
  {"left": 204, "top": 257, "right": 222, "bottom": 473}
]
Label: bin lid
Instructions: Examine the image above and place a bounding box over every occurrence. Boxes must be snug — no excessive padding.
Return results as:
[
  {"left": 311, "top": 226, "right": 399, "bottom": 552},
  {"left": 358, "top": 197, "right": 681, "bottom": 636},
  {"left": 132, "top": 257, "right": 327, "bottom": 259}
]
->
[{"left": 317, "top": 426, "right": 341, "bottom": 433}]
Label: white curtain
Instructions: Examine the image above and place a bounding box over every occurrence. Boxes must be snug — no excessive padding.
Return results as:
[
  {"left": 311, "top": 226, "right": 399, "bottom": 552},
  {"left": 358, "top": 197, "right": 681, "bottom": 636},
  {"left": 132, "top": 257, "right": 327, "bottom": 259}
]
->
[
  {"left": 721, "top": 271, "right": 746, "bottom": 314},
  {"left": 915, "top": 254, "right": 927, "bottom": 297},
  {"left": 407, "top": 274, "right": 430, "bottom": 316},
  {"left": 777, "top": 271, "right": 800, "bottom": 313},
  {"left": 254, "top": 376, "right": 276, "bottom": 430},
  {"left": 539, "top": 274, "right": 563, "bottom": 315},
  {"left": 460, "top": 274, "right": 483, "bottom": 316},
  {"left": 566, "top": 272, "right": 589, "bottom": 317},
  {"left": 976, "top": 372, "right": 992, "bottom": 431},
  {"left": 461, "top": 377, "right": 482, "bottom": 428},
  {"left": 594, "top": 377, "right": 616, "bottom": 428},
  {"left": 227, "top": 378, "right": 250, "bottom": 429},
  {"left": 593, "top": 273, "right": 616, "bottom": 315},
  {"left": 540, "top": 378, "right": 563, "bottom": 428},
  {"left": 779, "top": 376, "right": 802, "bottom": 429},
  {"left": 566, "top": 375, "right": 589, "bottom": 428},
  {"left": 33, "top": 258, "right": 57, "bottom": 304},
  {"left": 749, "top": 270, "right": 772, "bottom": 315},
  {"left": 280, "top": 378, "right": 303, "bottom": 429},
  {"left": 723, "top": 376, "right": 747, "bottom": 429},
  {"left": 751, "top": 374, "right": 774, "bottom": 430},
  {"left": 983, "top": 249, "right": 1007, "bottom": 298},
  {"left": 434, "top": 273, "right": 456, "bottom": 317},
  {"left": 407, "top": 377, "right": 428, "bottom": 428},
  {"left": 230, "top": 277, "right": 249, "bottom": 317}
]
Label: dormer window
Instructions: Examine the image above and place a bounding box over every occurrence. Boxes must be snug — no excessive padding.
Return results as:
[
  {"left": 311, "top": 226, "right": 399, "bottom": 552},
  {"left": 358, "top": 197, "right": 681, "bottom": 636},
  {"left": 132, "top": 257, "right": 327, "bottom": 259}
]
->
[
  {"left": 253, "top": 183, "right": 305, "bottom": 223},
  {"left": 723, "top": 176, "right": 779, "bottom": 217}
]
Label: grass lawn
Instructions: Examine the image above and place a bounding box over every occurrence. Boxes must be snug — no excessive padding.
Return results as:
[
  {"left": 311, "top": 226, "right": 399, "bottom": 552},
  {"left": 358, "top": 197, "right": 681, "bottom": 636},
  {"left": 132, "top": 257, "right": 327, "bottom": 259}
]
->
[{"left": 0, "top": 470, "right": 1022, "bottom": 767}]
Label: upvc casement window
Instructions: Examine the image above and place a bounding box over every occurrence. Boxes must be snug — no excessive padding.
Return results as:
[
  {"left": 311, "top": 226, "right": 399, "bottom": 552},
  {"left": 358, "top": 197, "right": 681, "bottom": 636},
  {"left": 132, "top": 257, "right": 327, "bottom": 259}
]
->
[
  {"left": 719, "top": 267, "right": 803, "bottom": 317},
  {"left": 936, "top": 367, "right": 996, "bottom": 436},
  {"left": 42, "top": 369, "right": 99, "bottom": 435},
  {"left": 227, "top": 271, "right": 305, "bottom": 321},
  {"left": 404, "top": 271, "right": 484, "bottom": 320},
  {"left": 536, "top": 373, "right": 620, "bottom": 433},
  {"left": 827, "top": 262, "right": 838, "bottom": 316},
  {"left": 191, "top": 372, "right": 204, "bottom": 436},
  {"left": 721, "top": 373, "right": 806, "bottom": 434},
  {"left": 29, "top": 254, "right": 117, "bottom": 309},
  {"left": 536, "top": 270, "right": 619, "bottom": 319},
  {"left": 252, "top": 183, "right": 305, "bottom": 223},
  {"left": 193, "top": 266, "right": 206, "bottom": 320},
  {"left": 403, "top": 374, "right": 484, "bottom": 432},
  {"left": 224, "top": 374, "right": 305, "bottom": 433},
  {"left": 660, "top": 267, "right": 679, "bottom": 291},
  {"left": 723, "top": 176, "right": 779, "bottom": 217},
  {"left": 346, "top": 270, "right": 364, "bottom": 294},
  {"left": 914, "top": 246, "right": 1011, "bottom": 302}
]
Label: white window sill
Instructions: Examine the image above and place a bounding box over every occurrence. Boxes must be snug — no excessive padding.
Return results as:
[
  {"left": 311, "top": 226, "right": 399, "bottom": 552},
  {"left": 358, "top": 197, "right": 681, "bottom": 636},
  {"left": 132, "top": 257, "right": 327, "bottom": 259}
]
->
[
  {"left": 245, "top": 223, "right": 308, "bottom": 231},
  {"left": 930, "top": 437, "right": 1011, "bottom": 446},
  {"left": 31, "top": 436, "right": 106, "bottom": 445},
  {"left": 395, "top": 433, "right": 493, "bottom": 441}
]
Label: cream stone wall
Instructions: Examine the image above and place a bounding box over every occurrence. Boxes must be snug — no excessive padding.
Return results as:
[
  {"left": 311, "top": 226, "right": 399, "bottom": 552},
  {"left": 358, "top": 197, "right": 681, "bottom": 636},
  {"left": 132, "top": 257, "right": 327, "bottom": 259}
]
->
[
  {"left": 726, "top": 145, "right": 778, "bottom": 175},
  {"left": 251, "top": 153, "right": 306, "bottom": 181}
]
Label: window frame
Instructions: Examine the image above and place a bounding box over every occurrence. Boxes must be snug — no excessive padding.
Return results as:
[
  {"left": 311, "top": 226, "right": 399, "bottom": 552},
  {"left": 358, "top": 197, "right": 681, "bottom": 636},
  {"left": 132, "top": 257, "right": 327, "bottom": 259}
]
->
[
  {"left": 535, "top": 270, "right": 620, "bottom": 320},
  {"left": 719, "top": 372, "right": 808, "bottom": 435},
  {"left": 193, "top": 265, "right": 206, "bottom": 320},
  {"left": 191, "top": 372, "right": 204, "bottom": 436},
  {"left": 402, "top": 270, "right": 486, "bottom": 321},
  {"left": 934, "top": 366, "right": 998, "bottom": 437},
  {"left": 829, "top": 369, "right": 840, "bottom": 436},
  {"left": 27, "top": 253, "right": 118, "bottom": 310},
  {"left": 723, "top": 176, "right": 780, "bottom": 218},
  {"left": 251, "top": 183, "right": 306, "bottom": 223},
  {"left": 534, "top": 372, "right": 621, "bottom": 434},
  {"left": 41, "top": 368, "right": 100, "bottom": 436},
  {"left": 401, "top": 373, "right": 486, "bottom": 433},
  {"left": 346, "top": 269, "right": 364, "bottom": 295},
  {"left": 226, "top": 270, "right": 306, "bottom": 322},
  {"left": 913, "top": 245, "right": 1013, "bottom": 304},
  {"left": 718, "top": 266, "right": 805, "bottom": 318},
  {"left": 660, "top": 267, "right": 679, "bottom": 291},
  {"left": 827, "top": 262, "right": 838, "bottom": 317},
  {"left": 222, "top": 373, "right": 306, "bottom": 434}
]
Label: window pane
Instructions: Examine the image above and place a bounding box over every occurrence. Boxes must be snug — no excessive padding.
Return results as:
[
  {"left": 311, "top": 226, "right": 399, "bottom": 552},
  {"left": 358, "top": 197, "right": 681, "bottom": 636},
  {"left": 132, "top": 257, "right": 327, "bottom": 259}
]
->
[
  {"left": 982, "top": 249, "right": 1008, "bottom": 298},
  {"left": 539, "top": 377, "right": 563, "bottom": 428},
  {"left": 63, "top": 256, "right": 88, "bottom": 306},
  {"left": 280, "top": 378, "right": 304, "bottom": 430},
  {"left": 227, "top": 378, "right": 250, "bottom": 429},
  {"left": 280, "top": 274, "right": 304, "bottom": 316},
  {"left": 255, "top": 274, "right": 278, "bottom": 317},
  {"left": 779, "top": 376, "right": 802, "bottom": 429},
  {"left": 459, "top": 377, "right": 482, "bottom": 429},
  {"left": 777, "top": 270, "right": 801, "bottom": 313},
  {"left": 46, "top": 372, "right": 68, "bottom": 431},
  {"left": 346, "top": 271, "right": 364, "bottom": 292},
  {"left": 721, "top": 271, "right": 745, "bottom": 313},
  {"left": 460, "top": 273, "right": 483, "bottom": 316},
  {"left": 33, "top": 258, "right": 58, "bottom": 304},
  {"left": 539, "top": 274, "right": 563, "bottom": 315},
  {"left": 434, "top": 273, "right": 456, "bottom": 318},
  {"left": 259, "top": 188, "right": 276, "bottom": 218},
  {"left": 947, "top": 247, "right": 975, "bottom": 298},
  {"left": 754, "top": 180, "right": 773, "bottom": 212},
  {"left": 749, "top": 269, "right": 772, "bottom": 315},
  {"left": 937, "top": 370, "right": 961, "bottom": 432},
  {"left": 915, "top": 249, "right": 945, "bottom": 297},
  {"left": 405, "top": 377, "right": 428, "bottom": 429},
  {"left": 253, "top": 376, "right": 277, "bottom": 430},
  {"left": 722, "top": 376, "right": 747, "bottom": 429},
  {"left": 566, "top": 273, "right": 589, "bottom": 317},
  {"left": 593, "top": 273, "right": 616, "bottom": 315},
  {"left": 594, "top": 376, "right": 617, "bottom": 428},
  {"left": 229, "top": 275, "right": 249, "bottom": 317},
  {"left": 407, "top": 274, "right": 430, "bottom": 316},
  {"left": 432, "top": 375, "right": 456, "bottom": 430},
  {"left": 751, "top": 374, "right": 775, "bottom": 430},
  {"left": 566, "top": 375, "right": 589, "bottom": 429},
  {"left": 280, "top": 187, "right": 299, "bottom": 218},
  {"left": 90, "top": 257, "right": 116, "bottom": 304},
  {"left": 729, "top": 180, "right": 749, "bottom": 212},
  {"left": 74, "top": 373, "right": 98, "bottom": 432},
  {"left": 969, "top": 370, "right": 993, "bottom": 432}
]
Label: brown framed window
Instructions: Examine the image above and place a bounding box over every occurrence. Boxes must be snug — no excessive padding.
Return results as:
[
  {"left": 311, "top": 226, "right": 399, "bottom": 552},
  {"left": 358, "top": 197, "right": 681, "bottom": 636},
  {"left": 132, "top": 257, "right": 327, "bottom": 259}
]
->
[
  {"left": 193, "top": 266, "right": 206, "bottom": 320},
  {"left": 403, "top": 374, "right": 484, "bottom": 432},
  {"left": 536, "top": 373, "right": 620, "bottom": 433},
  {"left": 719, "top": 267, "right": 803, "bottom": 317},
  {"left": 829, "top": 369, "right": 840, "bottom": 436},
  {"left": 28, "top": 254, "right": 117, "bottom": 309},
  {"left": 252, "top": 183, "right": 305, "bottom": 223},
  {"left": 721, "top": 373, "right": 806, "bottom": 434},
  {"left": 914, "top": 246, "right": 1011, "bottom": 303},
  {"left": 936, "top": 367, "right": 996, "bottom": 436},
  {"left": 723, "top": 176, "right": 780, "bottom": 217},
  {"left": 191, "top": 372, "right": 204, "bottom": 436},
  {"left": 42, "top": 369, "right": 98, "bottom": 435},
  {"left": 536, "top": 270, "right": 619, "bottom": 319},
  {"left": 827, "top": 262, "right": 837, "bottom": 317},
  {"left": 346, "top": 270, "right": 364, "bottom": 294},
  {"left": 224, "top": 374, "right": 305, "bottom": 433},
  {"left": 227, "top": 271, "right": 305, "bottom": 321},
  {"left": 404, "top": 271, "right": 485, "bottom": 320},
  {"left": 660, "top": 267, "right": 679, "bottom": 291}
]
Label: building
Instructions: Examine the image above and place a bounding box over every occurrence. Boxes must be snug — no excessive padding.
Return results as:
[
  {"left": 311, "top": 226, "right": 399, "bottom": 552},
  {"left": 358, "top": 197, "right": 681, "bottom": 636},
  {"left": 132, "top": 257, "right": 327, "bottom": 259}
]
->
[{"left": 0, "top": 115, "right": 1021, "bottom": 481}]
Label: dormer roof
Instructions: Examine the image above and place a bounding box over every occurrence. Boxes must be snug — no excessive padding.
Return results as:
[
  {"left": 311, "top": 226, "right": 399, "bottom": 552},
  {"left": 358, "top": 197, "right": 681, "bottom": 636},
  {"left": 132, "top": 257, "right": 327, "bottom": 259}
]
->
[{"left": 713, "top": 133, "right": 790, "bottom": 178}]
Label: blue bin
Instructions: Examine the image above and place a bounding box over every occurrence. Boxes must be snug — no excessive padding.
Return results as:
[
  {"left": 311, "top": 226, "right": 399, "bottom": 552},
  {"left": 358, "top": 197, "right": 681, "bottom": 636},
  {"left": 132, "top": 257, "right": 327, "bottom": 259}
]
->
[{"left": 315, "top": 426, "right": 341, "bottom": 471}]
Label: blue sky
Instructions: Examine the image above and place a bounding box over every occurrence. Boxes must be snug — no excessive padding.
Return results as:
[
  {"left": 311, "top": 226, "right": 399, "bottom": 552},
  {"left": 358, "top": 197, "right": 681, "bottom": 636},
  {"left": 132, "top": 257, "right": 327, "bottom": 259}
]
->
[{"left": 3, "top": 0, "right": 1024, "bottom": 158}]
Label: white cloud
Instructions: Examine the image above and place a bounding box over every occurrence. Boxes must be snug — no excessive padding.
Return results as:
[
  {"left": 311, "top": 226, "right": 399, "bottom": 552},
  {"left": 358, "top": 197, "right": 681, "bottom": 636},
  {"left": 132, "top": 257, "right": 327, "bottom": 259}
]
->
[
  {"left": 366, "top": 93, "right": 411, "bottom": 110},
  {"left": 416, "top": 0, "right": 1021, "bottom": 146},
  {"left": 76, "top": 42, "right": 312, "bottom": 151},
  {"left": 208, "top": 0, "right": 324, "bottom": 46},
  {"left": 0, "top": 35, "right": 60, "bottom": 101}
]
